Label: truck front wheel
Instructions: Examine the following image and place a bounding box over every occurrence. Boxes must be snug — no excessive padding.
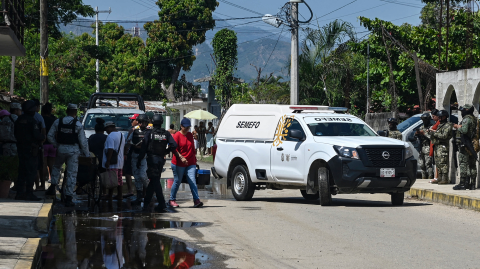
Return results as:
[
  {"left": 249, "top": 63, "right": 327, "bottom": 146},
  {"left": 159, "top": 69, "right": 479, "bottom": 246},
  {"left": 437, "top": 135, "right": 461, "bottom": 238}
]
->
[
  {"left": 317, "top": 166, "right": 332, "bottom": 206},
  {"left": 391, "top": 192, "right": 404, "bottom": 206},
  {"left": 231, "top": 165, "right": 255, "bottom": 201}
]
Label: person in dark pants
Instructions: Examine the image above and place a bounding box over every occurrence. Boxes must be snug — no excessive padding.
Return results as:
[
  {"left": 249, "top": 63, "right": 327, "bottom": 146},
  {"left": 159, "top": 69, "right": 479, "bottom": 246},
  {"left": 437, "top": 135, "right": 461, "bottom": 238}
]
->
[
  {"left": 14, "top": 100, "right": 45, "bottom": 201},
  {"left": 137, "top": 114, "right": 178, "bottom": 212}
]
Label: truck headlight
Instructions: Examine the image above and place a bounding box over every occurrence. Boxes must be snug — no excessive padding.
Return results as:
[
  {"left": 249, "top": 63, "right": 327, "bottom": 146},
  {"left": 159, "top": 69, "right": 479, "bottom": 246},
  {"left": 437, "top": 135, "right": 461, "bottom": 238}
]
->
[
  {"left": 405, "top": 146, "right": 414, "bottom": 159},
  {"left": 334, "top": 146, "right": 359, "bottom": 159}
]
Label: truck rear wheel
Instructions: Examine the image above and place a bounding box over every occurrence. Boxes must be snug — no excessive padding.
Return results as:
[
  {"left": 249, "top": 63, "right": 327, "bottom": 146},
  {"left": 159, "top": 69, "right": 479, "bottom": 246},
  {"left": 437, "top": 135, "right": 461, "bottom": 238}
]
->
[
  {"left": 317, "top": 166, "right": 332, "bottom": 206},
  {"left": 391, "top": 192, "right": 404, "bottom": 206},
  {"left": 231, "top": 165, "right": 255, "bottom": 201},
  {"left": 300, "top": 190, "right": 319, "bottom": 200}
]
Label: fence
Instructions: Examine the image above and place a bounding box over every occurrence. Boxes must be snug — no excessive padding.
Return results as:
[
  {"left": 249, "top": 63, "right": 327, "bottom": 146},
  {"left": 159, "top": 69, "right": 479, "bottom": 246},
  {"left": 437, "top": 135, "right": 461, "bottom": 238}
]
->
[{"left": 364, "top": 112, "right": 395, "bottom": 132}]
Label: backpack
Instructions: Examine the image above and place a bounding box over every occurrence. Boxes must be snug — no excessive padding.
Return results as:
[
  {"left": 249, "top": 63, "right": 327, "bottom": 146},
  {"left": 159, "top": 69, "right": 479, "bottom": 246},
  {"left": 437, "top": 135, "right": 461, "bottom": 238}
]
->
[{"left": 473, "top": 119, "right": 480, "bottom": 153}]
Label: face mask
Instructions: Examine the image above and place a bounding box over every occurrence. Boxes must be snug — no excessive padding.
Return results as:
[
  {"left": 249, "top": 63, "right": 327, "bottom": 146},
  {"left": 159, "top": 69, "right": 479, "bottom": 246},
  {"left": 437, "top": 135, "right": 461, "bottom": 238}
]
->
[{"left": 461, "top": 111, "right": 467, "bottom": 117}]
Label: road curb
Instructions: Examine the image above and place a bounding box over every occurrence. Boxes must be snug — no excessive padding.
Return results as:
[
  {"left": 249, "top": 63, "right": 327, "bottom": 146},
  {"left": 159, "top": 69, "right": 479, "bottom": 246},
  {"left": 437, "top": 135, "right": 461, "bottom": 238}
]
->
[
  {"left": 13, "top": 238, "right": 41, "bottom": 269},
  {"left": 35, "top": 199, "right": 53, "bottom": 233},
  {"left": 409, "top": 188, "right": 480, "bottom": 211},
  {"left": 14, "top": 199, "right": 54, "bottom": 269}
]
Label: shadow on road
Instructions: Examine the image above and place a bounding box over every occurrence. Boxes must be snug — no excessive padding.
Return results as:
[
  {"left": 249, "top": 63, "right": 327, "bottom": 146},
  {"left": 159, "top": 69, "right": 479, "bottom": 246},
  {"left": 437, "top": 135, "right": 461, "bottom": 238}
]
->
[{"left": 250, "top": 197, "right": 432, "bottom": 208}]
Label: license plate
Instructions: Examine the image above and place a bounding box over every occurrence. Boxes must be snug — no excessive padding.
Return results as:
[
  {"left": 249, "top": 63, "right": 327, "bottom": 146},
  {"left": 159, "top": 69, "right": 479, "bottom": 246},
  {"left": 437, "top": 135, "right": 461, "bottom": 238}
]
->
[{"left": 380, "top": 168, "right": 395, "bottom": 178}]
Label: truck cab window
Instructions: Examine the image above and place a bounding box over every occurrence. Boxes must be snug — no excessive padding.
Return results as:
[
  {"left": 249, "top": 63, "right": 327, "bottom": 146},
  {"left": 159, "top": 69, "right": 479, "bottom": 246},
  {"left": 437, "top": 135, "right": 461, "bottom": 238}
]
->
[{"left": 285, "top": 119, "right": 306, "bottom": 141}]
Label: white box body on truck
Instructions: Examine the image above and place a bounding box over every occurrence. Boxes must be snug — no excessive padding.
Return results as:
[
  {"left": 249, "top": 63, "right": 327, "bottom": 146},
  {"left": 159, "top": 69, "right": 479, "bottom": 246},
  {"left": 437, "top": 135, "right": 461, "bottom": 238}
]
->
[{"left": 212, "top": 105, "right": 417, "bottom": 206}]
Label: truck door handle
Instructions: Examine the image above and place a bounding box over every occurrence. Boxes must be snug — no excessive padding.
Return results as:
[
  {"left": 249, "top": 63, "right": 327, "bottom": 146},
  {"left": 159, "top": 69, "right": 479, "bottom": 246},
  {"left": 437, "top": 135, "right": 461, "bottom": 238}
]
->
[{"left": 277, "top": 147, "right": 284, "bottom": 151}]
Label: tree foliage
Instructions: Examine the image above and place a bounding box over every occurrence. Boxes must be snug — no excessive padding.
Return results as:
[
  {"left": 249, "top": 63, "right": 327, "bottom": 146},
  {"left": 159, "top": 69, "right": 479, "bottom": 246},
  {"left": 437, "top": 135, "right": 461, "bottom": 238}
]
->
[
  {"left": 212, "top": 28, "right": 238, "bottom": 108},
  {"left": 144, "top": 0, "right": 217, "bottom": 101}
]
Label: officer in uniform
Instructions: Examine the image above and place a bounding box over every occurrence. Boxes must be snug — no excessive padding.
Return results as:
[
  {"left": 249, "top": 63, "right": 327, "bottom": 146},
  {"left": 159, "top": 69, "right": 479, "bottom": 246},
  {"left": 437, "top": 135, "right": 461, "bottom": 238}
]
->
[
  {"left": 137, "top": 114, "right": 178, "bottom": 212},
  {"left": 429, "top": 110, "right": 453, "bottom": 185},
  {"left": 14, "top": 100, "right": 45, "bottom": 201},
  {"left": 415, "top": 113, "right": 434, "bottom": 179},
  {"left": 46, "top": 104, "right": 89, "bottom": 207},
  {"left": 453, "top": 104, "right": 477, "bottom": 190},
  {"left": 387, "top": 118, "right": 403, "bottom": 140},
  {"left": 131, "top": 114, "right": 149, "bottom": 205},
  {"left": 0, "top": 103, "right": 22, "bottom": 156}
]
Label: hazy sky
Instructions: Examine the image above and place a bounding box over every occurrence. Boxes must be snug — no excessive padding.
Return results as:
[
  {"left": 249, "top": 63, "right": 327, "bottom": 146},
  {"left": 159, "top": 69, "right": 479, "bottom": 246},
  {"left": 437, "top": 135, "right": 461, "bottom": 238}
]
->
[{"left": 83, "top": 0, "right": 424, "bottom": 39}]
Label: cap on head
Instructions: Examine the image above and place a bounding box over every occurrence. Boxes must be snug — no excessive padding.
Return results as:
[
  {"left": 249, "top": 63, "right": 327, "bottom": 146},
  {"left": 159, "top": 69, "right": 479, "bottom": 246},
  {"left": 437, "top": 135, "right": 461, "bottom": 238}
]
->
[
  {"left": 0, "top": 110, "right": 11, "bottom": 117},
  {"left": 23, "top": 100, "right": 37, "bottom": 112},
  {"left": 181, "top": 118, "right": 191, "bottom": 127},
  {"left": 431, "top": 109, "right": 439, "bottom": 116},
  {"left": 420, "top": 113, "right": 431, "bottom": 119},
  {"left": 152, "top": 114, "right": 163, "bottom": 125},
  {"left": 67, "top": 103, "right": 78, "bottom": 110},
  {"left": 10, "top": 103, "right": 21, "bottom": 110},
  {"left": 459, "top": 104, "right": 474, "bottom": 113},
  {"left": 137, "top": 114, "right": 149, "bottom": 123},
  {"left": 129, "top": 113, "right": 140, "bottom": 120},
  {"left": 104, "top": 121, "right": 116, "bottom": 128},
  {"left": 387, "top": 118, "right": 398, "bottom": 124}
]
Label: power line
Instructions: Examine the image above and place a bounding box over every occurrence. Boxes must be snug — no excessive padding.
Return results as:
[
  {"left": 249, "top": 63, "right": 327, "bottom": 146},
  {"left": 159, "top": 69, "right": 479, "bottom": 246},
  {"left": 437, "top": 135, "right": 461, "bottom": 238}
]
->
[
  {"left": 217, "top": 0, "right": 264, "bottom": 16},
  {"left": 379, "top": 0, "right": 424, "bottom": 9},
  {"left": 308, "top": 0, "right": 358, "bottom": 25},
  {"left": 263, "top": 26, "right": 286, "bottom": 70},
  {"left": 75, "top": 16, "right": 263, "bottom": 24}
]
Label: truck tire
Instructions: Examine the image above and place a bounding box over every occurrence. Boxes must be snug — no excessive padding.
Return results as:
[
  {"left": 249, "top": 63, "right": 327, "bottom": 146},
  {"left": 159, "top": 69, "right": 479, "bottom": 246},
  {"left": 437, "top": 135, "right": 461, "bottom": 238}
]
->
[
  {"left": 317, "top": 166, "right": 332, "bottom": 206},
  {"left": 300, "top": 190, "right": 319, "bottom": 200},
  {"left": 231, "top": 165, "right": 255, "bottom": 201},
  {"left": 391, "top": 192, "right": 404, "bottom": 206}
]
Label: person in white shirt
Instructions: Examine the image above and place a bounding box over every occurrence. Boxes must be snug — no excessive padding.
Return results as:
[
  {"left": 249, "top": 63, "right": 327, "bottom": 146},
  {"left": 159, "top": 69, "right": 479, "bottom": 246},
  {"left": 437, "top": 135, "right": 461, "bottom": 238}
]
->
[{"left": 103, "top": 121, "right": 125, "bottom": 201}]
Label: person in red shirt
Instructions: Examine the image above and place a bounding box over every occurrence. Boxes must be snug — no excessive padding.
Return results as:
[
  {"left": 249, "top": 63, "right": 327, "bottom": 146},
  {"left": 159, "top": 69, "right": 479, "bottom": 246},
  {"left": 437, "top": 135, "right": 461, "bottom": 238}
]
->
[{"left": 169, "top": 118, "right": 204, "bottom": 208}]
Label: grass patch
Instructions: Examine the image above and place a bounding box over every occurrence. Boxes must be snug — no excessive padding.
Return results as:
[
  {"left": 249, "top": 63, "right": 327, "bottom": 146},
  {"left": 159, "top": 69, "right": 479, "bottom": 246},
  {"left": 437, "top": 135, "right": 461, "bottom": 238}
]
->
[{"left": 197, "top": 155, "right": 214, "bottom": 163}]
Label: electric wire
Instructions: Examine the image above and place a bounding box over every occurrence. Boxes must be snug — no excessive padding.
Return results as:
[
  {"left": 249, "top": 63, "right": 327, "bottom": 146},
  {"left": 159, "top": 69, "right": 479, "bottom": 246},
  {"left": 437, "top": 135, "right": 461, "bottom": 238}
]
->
[
  {"left": 217, "top": 0, "right": 264, "bottom": 16},
  {"left": 263, "top": 25, "right": 286, "bottom": 70}
]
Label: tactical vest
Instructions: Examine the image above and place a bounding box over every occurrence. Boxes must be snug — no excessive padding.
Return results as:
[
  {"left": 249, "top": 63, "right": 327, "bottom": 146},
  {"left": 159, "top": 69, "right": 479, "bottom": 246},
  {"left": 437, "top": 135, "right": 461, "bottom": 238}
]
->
[
  {"left": 14, "top": 115, "right": 36, "bottom": 146},
  {"left": 0, "top": 115, "right": 15, "bottom": 142},
  {"left": 132, "top": 128, "right": 146, "bottom": 154},
  {"left": 57, "top": 118, "right": 79, "bottom": 145},
  {"left": 149, "top": 128, "right": 169, "bottom": 156}
]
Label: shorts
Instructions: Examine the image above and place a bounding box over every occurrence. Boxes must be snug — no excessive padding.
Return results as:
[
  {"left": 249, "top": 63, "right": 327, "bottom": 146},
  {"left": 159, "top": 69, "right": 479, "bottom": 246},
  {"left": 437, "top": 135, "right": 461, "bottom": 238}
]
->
[
  {"left": 123, "top": 151, "right": 133, "bottom": 175},
  {"left": 107, "top": 168, "right": 123, "bottom": 186},
  {"left": 43, "top": 144, "right": 57, "bottom": 158}
]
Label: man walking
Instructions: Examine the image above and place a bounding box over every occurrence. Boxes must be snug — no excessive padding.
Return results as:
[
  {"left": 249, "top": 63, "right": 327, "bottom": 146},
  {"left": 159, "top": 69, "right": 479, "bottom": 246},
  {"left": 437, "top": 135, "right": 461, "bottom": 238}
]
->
[
  {"left": 46, "top": 104, "right": 89, "bottom": 207},
  {"left": 14, "top": 100, "right": 45, "bottom": 201},
  {"left": 138, "top": 114, "right": 178, "bottom": 212},
  {"left": 429, "top": 110, "right": 453, "bottom": 185},
  {"left": 0, "top": 103, "right": 21, "bottom": 157},
  {"left": 131, "top": 114, "right": 149, "bottom": 205},
  {"left": 416, "top": 113, "right": 434, "bottom": 179},
  {"left": 387, "top": 118, "right": 402, "bottom": 140},
  {"left": 453, "top": 104, "right": 477, "bottom": 190}
]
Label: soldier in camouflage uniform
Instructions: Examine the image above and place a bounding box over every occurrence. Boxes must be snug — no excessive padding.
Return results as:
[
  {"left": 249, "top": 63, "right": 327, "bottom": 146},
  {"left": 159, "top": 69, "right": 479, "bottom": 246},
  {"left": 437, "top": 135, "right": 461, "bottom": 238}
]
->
[
  {"left": 387, "top": 118, "right": 403, "bottom": 140},
  {"left": 453, "top": 104, "right": 477, "bottom": 190},
  {"left": 0, "top": 103, "right": 22, "bottom": 156},
  {"left": 429, "top": 110, "right": 453, "bottom": 184},
  {"left": 46, "top": 104, "right": 89, "bottom": 207},
  {"left": 131, "top": 114, "right": 149, "bottom": 205},
  {"left": 415, "top": 113, "right": 434, "bottom": 179},
  {"left": 138, "top": 114, "right": 178, "bottom": 212}
]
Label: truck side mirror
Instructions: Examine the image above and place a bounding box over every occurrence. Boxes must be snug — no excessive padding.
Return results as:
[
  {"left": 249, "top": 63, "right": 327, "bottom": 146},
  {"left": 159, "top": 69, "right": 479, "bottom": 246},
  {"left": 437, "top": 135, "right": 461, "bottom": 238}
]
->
[
  {"left": 408, "top": 132, "right": 417, "bottom": 142},
  {"left": 290, "top": 129, "right": 305, "bottom": 141},
  {"left": 377, "top": 130, "right": 387, "bottom": 137}
]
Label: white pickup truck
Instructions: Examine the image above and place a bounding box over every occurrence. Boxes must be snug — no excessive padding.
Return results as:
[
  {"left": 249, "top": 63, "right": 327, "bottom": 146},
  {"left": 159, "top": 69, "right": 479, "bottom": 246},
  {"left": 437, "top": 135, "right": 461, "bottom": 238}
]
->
[{"left": 211, "top": 105, "right": 417, "bottom": 206}]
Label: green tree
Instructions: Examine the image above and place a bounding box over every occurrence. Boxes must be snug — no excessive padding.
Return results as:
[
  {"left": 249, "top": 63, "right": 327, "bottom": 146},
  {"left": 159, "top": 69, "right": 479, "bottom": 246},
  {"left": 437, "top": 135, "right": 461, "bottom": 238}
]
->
[
  {"left": 212, "top": 28, "right": 238, "bottom": 109},
  {"left": 144, "top": 0, "right": 217, "bottom": 101}
]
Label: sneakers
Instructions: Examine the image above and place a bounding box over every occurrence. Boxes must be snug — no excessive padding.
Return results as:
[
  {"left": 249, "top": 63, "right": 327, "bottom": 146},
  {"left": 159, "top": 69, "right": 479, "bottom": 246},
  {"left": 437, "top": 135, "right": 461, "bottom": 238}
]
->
[
  {"left": 155, "top": 205, "right": 168, "bottom": 213},
  {"left": 193, "top": 199, "right": 204, "bottom": 208},
  {"left": 45, "top": 185, "right": 57, "bottom": 196},
  {"left": 168, "top": 200, "right": 179, "bottom": 207}
]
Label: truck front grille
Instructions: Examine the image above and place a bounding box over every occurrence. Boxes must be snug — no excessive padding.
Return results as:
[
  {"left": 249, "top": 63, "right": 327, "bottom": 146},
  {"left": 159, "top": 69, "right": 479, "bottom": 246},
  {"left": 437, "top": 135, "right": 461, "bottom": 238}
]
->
[{"left": 364, "top": 148, "right": 403, "bottom": 167}]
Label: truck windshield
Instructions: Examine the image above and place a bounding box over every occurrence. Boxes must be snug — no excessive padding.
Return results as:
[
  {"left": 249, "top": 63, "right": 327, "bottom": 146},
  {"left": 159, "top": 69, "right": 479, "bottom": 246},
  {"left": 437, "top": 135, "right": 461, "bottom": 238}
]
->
[
  {"left": 397, "top": 116, "right": 421, "bottom": 133},
  {"left": 307, "top": 123, "right": 376, "bottom": 136},
  {"left": 83, "top": 113, "right": 134, "bottom": 130}
]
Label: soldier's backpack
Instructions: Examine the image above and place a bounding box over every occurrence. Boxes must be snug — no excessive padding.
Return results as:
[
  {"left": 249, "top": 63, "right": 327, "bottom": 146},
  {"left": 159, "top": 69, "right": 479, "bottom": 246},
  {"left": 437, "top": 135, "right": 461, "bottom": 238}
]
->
[
  {"left": 0, "top": 115, "right": 15, "bottom": 142},
  {"left": 473, "top": 119, "right": 480, "bottom": 153}
]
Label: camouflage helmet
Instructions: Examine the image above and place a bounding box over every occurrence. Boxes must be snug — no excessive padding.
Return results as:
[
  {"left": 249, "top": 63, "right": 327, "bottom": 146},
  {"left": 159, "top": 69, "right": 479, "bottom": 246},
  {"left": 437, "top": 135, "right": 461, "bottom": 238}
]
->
[
  {"left": 459, "top": 104, "right": 474, "bottom": 113},
  {"left": 431, "top": 109, "right": 439, "bottom": 116},
  {"left": 136, "top": 114, "right": 149, "bottom": 123}
]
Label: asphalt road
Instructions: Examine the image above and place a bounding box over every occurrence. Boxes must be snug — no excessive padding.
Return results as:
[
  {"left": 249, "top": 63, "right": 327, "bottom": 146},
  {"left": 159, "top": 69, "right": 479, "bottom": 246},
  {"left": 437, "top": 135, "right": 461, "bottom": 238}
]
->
[{"left": 155, "top": 187, "right": 480, "bottom": 269}]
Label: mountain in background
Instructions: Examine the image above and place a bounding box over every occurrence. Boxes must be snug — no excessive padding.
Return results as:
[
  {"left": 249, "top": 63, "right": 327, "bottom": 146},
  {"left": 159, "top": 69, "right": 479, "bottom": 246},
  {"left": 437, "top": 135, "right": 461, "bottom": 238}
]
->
[{"left": 60, "top": 14, "right": 290, "bottom": 86}]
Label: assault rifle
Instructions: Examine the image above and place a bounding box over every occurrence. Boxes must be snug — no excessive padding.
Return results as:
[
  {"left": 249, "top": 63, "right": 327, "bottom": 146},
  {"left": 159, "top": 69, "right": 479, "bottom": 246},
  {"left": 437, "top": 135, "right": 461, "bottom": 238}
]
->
[
  {"left": 452, "top": 130, "right": 459, "bottom": 169},
  {"left": 460, "top": 133, "right": 478, "bottom": 161}
]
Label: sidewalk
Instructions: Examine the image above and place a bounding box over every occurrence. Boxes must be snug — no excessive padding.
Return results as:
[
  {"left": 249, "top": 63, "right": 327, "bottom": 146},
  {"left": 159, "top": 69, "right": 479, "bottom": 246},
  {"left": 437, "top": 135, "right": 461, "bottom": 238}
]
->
[
  {"left": 409, "top": 179, "right": 480, "bottom": 211},
  {"left": 0, "top": 191, "right": 53, "bottom": 269}
]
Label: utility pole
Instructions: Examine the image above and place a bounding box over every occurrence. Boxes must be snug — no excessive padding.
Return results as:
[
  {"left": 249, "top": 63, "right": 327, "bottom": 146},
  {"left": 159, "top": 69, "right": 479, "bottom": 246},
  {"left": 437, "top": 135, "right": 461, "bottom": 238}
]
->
[
  {"left": 40, "top": 0, "right": 48, "bottom": 105},
  {"left": 290, "top": 0, "right": 299, "bottom": 105},
  {"left": 95, "top": 7, "right": 111, "bottom": 93},
  {"left": 366, "top": 41, "right": 370, "bottom": 112}
]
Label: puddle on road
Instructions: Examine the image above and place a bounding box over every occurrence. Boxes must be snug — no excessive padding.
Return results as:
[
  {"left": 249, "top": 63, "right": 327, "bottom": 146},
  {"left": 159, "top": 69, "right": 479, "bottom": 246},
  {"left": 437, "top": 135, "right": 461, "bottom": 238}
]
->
[{"left": 40, "top": 212, "right": 210, "bottom": 268}]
